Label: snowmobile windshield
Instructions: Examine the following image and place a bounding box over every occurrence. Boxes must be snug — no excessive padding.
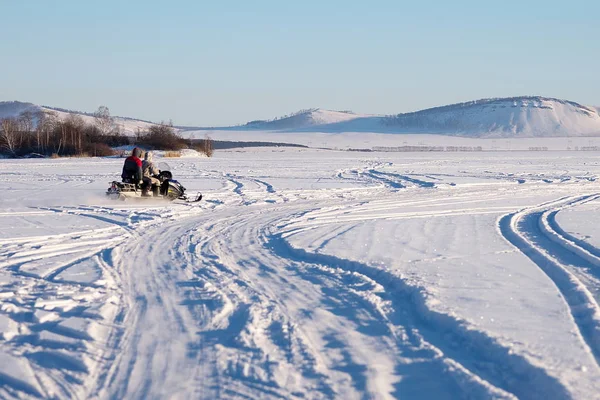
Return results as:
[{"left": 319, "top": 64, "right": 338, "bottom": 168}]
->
[{"left": 158, "top": 162, "right": 172, "bottom": 173}]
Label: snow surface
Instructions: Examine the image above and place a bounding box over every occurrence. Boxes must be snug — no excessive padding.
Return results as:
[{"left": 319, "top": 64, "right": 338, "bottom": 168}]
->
[
  {"left": 1, "top": 147, "right": 600, "bottom": 399},
  {"left": 184, "top": 128, "right": 600, "bottom": 151}
]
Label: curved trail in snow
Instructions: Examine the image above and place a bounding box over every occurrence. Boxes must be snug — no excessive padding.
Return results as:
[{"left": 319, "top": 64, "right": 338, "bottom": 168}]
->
[
  {"left": 499, "top": 194, "right": 600, "bottom": 366},
  {"left": 85, "top": 194, "right": 579, "bottom": 399},
  {"left": 5, "top": 156, "right": 600, "bottom": 399}
]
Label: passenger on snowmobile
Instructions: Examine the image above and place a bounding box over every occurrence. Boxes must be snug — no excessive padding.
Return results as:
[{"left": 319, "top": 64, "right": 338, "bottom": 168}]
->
[
  {"left": 121, "top": 147, "right": 143, "bottom": 186},
  {"left": 142, "top": 151, "right": 160, "bottom": 197},
  {"left": 107, "top": 160, "right": 202, "bottom": 203}
]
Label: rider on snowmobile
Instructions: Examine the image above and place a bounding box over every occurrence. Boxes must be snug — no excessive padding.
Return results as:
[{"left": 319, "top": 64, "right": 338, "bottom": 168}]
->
[
  {"left": 142, "top": 151, "right": 161, "bottom": 197},
  {"left": 121, "top": 147, "right": 143, "bottom": 186}
]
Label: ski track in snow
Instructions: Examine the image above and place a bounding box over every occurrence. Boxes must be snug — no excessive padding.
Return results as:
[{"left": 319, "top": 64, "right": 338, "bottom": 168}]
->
[{"left": 1, "top": 152, "right": 600, "bottom": 399}]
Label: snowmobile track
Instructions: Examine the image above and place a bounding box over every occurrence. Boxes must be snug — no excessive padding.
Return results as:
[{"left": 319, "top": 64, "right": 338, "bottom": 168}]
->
[
  {"left": 499, "top": 194, "right": 600, "bottom": 367},
  {"left": 269, "top": 232, "right": 568, "bottom": 400}
]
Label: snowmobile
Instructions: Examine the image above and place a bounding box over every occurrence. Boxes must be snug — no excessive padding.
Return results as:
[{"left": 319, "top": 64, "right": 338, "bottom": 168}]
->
[{"left": 106, "top": 162, "right": 202, "bottom": 203}]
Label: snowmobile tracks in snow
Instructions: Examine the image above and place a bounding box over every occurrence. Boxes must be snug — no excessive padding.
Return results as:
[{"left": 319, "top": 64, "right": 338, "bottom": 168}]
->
[
  {"left": 500, "top": 194, "right": 600, "bottom": 366},
  {"left": 337, "top": 162, "right": 437, "bottom": 190},
  {"left": 94, "top": 202, "right": 566, "bottom": 399},
  {"left": 0, "top": 204, "right": 193, "bottom": 399},
  {"left": 268, "top": 233, "right": 569, "bottom": 400}
]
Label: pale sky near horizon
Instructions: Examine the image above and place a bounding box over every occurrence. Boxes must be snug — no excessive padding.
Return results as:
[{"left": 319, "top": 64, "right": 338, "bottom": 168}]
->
[{"left": 1, "top": 0, "right": 598, "bottom": 126}]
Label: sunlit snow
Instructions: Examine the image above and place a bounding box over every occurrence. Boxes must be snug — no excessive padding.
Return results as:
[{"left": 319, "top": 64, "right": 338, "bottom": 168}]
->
[{"left": 0, "top": 147, "right": 600, "bottom": 399}]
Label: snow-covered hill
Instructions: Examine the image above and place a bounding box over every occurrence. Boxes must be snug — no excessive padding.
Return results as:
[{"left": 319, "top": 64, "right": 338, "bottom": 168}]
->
[
  {"left": 243, "top": 108, "right": 366, "bottom": 130},
  {"left": 4, "top": 97, "right": 600, "bottom": 138},
  {"left": 0, "top": 101, "right": 38, "bottom": 120},
  {"left": 383, "top": 97, "right": 600, "bottom": 137},
  {"left": 0, "top": 101, "right": 157, "bottom": 134},
  {"left": 235, "top": 97, "right": 600, "bottom": 137},
  {"left": 189, "top": 97, "right": 600, "bottom": 138}
]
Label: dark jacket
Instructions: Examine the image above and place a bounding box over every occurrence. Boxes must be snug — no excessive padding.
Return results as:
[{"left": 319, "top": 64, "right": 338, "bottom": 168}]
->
[{"left": 122, "top": 156, "right": 143, "bottom": 183}]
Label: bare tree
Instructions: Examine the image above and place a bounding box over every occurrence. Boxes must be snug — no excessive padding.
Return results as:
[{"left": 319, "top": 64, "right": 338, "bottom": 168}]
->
[
  {"left": 18, "top": 110, "right": 34, "bottom": 134},
  {"left": 94, "top": 105, "right": 115, "bottom": 135},
  {"left": 36, "top": 111, "right": 58, "bottom": 153},
  {"left": 63, "top": 114, "right": 86, "bottom": 154},
  {"left": 201, "top": 134, "right": 214, "bottom": 157},
  {"left": 0, "top": 118, "right": 19, "bottom": 155}
]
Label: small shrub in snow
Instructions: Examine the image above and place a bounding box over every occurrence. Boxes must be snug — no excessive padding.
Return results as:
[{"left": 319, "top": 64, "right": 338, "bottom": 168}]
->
[
  {"left": 195, "top": 135, "right": 214, "bottom": 157},
  {"left": 84, "top": 142, "right": 116, "bottom": 157},
  {"left": 135, "top": 122, "right": 186, "bottom": 151}
]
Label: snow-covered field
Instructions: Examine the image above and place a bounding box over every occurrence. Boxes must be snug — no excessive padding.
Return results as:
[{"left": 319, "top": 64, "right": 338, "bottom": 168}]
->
[
  {"left": 186, "top": 129, "right": 600, "bottom": 151},
  {"left": 1, "top": 148, "right": 600, "bottom": 399}
]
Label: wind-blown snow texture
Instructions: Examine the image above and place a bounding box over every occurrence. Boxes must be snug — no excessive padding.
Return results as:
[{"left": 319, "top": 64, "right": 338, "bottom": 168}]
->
[{"left": 1, "top": 148, "right": 600, "bottom": 399}]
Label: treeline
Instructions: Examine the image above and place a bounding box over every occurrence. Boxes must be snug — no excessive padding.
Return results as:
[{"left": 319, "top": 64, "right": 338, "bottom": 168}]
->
[
  {"left": 372, "top": 146, "right": 484, "bottom": 152},
  {"left": 189, "top": 139, "right": 307, "bottom": 150},
  {"left": 0, "top": 106, "right": 214, "bottom": 157},
  {"left": 0, "top": 108, "right": 127, "bottom": 157}
]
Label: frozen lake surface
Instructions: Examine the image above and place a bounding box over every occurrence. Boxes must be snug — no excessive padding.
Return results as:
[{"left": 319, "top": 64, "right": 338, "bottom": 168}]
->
[{"left": 1, "top": 149, "right": 600, "bottom": 399}]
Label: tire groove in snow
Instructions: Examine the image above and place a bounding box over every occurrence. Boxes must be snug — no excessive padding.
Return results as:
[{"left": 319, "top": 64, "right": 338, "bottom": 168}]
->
[
  {"left": 499, "top": 194, "right": 600, "bottom": 367},
  {"left": 93, "top": 197, "right": 577, "bottom": 399},
  {"left": 183, "top": 212, "right": 340, "bottom": 399},
  {"left": 267, "top": 232, "right": 570, "bottom": 400}
]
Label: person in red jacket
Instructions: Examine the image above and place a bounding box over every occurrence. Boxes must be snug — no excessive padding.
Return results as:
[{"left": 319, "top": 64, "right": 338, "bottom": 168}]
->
[{"left": 121, "top": 147, "right": 143, "bottom": 185}]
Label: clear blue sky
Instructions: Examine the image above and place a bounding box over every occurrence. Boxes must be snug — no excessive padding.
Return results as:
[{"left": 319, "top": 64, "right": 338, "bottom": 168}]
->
[{"left": 1, "top": 0, "right": 598, "bottom": 126}]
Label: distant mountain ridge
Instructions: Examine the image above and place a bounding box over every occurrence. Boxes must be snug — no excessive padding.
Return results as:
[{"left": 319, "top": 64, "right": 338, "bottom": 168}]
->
[
  {"left": 2, "top": 97, "right": 600, "bottom": 138},
  {"left": 184, "top": 96, "right": 600, "bottom": 137}
]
